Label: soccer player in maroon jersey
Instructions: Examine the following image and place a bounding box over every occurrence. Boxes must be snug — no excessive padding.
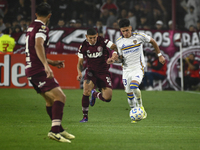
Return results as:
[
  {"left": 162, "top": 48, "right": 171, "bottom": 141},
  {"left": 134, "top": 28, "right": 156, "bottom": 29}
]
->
[
  {"left": 77, "top": 28, "right": 118, "bottom": 122},
  {"left": 25, "top": 2, "right": 74, "bottom": 143}
]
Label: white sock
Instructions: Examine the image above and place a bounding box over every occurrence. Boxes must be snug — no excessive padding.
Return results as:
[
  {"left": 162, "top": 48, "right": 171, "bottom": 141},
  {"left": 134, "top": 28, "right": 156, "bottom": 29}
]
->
[{"left": 133, "top": 88, "right": 143, "bottom": 107}]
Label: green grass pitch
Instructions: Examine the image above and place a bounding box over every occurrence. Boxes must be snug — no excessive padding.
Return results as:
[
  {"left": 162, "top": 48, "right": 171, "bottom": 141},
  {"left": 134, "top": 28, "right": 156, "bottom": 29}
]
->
[{"left": 0, "top": 89, "right": 200, "bottom": 150}]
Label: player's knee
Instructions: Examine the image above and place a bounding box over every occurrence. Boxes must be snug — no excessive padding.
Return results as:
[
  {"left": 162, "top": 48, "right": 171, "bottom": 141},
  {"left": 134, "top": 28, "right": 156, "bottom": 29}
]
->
[
  {"left": 60, "top": 94, "right": 66, "bottom": 103},
  {"left": 130, "top": 82, "right": 139, "bottom": 89}
]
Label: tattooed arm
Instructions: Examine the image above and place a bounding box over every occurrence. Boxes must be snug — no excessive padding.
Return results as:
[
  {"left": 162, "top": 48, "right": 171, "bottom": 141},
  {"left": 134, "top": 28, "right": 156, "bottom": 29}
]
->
[{"left": 77, "top": 57, "right": 84, "bottom": 81}]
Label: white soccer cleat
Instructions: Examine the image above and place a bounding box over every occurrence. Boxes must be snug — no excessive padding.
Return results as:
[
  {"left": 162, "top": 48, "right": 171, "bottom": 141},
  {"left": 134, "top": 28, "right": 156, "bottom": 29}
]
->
[
  {"left": 60, "top": 130, "right": 75, "bottom": 140},
  {"left": 48, "top": 131, "right": 71, "bottom": 143},
  {"left": 146, "top": 86, "right": 154, "bottom": 91}
]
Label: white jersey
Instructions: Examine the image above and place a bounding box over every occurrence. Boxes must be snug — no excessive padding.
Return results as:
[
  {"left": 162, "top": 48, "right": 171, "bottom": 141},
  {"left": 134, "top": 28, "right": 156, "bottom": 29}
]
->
[{"left": 116, "top": 32, "right": 151, "bottom": 71}]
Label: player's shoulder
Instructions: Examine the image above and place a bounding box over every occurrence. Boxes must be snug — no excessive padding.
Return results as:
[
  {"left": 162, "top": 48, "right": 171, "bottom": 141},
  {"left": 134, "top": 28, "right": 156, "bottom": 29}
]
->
[
  {"left": 132, "top": 31, "right": 148, "bottom": 38},
  {"left": 116, "top": 36, "right": 123, "bottom": 43}
]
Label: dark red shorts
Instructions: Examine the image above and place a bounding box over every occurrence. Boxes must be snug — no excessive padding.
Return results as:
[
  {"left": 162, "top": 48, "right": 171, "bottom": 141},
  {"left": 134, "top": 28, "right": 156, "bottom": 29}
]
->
[
  {"left": 27, "top": 71, "right": 59, "bottom": 93},
  {"left": 84, "top": 69, "right": 112, "bottom": 89}
]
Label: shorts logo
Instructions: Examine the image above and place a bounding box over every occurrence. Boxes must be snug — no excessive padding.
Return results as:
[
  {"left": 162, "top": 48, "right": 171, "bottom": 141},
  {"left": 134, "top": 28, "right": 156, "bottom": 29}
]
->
[
  {"left": 133, "top": 40, "right": 137, "bottom": 44},
  {"left": 38, "top": 81, "right": 46, "bottom": 88}
]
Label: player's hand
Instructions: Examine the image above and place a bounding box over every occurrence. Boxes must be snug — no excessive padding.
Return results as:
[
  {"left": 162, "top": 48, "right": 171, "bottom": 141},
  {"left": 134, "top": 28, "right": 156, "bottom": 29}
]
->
[
  {"left": 159, "top": 55, "right": 165, "bottom": 64},
  {"left": 53, "top": 60, "right": 65, "bottom": 68},
  {"left": 107, "top": 58, "right": 115, "bottom": 64},
  {"left": 77, "top": 73, "right": 82, "bottom": 81},
  {"left": 45, "top": 65, "right": 54, "bottom": 79}
]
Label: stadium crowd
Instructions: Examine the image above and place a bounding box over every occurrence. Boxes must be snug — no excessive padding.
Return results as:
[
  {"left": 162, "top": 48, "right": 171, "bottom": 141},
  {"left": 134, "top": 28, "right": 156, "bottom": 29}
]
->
[{"left": 1, "top": 0, "right": 200, "bottom": 36}]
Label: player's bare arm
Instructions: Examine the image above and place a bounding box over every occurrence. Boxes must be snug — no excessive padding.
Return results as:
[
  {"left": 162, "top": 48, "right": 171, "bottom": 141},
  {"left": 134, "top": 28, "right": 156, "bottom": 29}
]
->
[
  {"left": 47, "top": 59, "right": 65, "bottom": 68},
  {"left": 77, "top": 57, "right": 84, "bottom": 81},
  {"left": 110, "top": 43, "right": 119, "bottom": 53},
  {"left": 149, "top": 37, "right": 165, "bottom": 64},
  {"left": 35, "top": 37, "right": 53, "bottom": 78}
]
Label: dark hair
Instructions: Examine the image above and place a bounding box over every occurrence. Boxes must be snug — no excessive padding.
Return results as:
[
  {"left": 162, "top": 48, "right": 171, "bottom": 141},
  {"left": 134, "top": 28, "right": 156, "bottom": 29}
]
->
[
  {"left": 2, "top": 28, "right": 10, "bottom": 34},
  {"left": 119, "top": 18, "right": 130, "bottom": 28},
  {"left": 36, "top": 2, "right": 51, "bottom": 17},
  {"left": 87, "top": 28, "right": 97, "bottom": 35}
]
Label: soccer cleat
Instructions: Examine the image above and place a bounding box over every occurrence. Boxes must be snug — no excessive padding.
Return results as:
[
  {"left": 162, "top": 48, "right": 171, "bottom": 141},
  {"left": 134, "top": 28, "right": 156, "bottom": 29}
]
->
[
  {"left": 48, "top": 131, "right": 71, "bottom": 143},
  {"left": 60, "top": 130, "right": 75, "bottom": 140},
  {"left": 79, "top": 117, "right": 88, "bottom": 123},
  {"left": 89, "top": 89, "right": 96, "bottom": 106},
  {"left": 140, "top": 106, "right": 147, "bottom": 119}
]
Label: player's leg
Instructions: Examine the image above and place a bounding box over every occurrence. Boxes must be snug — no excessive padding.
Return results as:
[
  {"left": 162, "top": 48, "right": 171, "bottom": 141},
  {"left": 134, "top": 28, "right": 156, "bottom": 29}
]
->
[
  {"left": 90, "top": 74, "right": 113, "bottom": 105},
  {"left": 127, "top": 92, "right": 137, "bottom": 109},
  {"left": 41, "top": 92, "right": 75, "bottom": 141},
  {"left": 80, "top": 79, "right": 94, "bottom": 122}
]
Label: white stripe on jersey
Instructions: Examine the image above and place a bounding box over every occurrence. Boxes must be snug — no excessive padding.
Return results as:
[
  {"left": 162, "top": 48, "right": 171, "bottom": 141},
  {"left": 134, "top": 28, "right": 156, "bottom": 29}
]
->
[{"left": 116, "top": 32, "right": 150, "bottom": 71}]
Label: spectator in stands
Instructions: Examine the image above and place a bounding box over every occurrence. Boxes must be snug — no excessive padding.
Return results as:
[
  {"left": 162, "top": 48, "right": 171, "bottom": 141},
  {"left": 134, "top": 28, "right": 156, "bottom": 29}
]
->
[
  {"left": 112, "top": 21, "right": 119, "bottom": 29},
  {"left": 100, "top": 0, "right": 118, "bottom": 13},
  {"left": 188, "top": 25, "right": 197, "bottom": 31},
  {"left": 0, "top": 27, "right": 15, "bottom": 54},
  {"left": 155, "top": 20, "right": 164, "bottom": 30},
  {"left": 106, "top": 9, "right": 117, "bottom": 28},
  {"left": 143, "top": 51, "right": 167, "bottom": 91},
  {"left": 14, "top": 0, "right": 31, "bottom": 19},
  {"left": 68, "top": 19, "right": 76, "bottom": 27},
  {"left": 196, "top": 20, "right": 200, "bottom": 30},
  {"left": 186, "top": 0, "right": 200, "bottom": 19},
  {"left": 116, "top": 0, "right": 130, "bottom": 11},
  {"left": 95, "top": 20, "right": 103, "bottom": 37},
  {"left": 128, "top": 10, "right": 137, "bottom": 30},
  {"left": 12, "top": 25, "right": 22, "bottom": 34},
  {"left": 0, "top": 0, "right": 8, "bottom": 17},
  {"left": 100, "top": 8, "right": 109, "bottom": 25},
  {"left": 184, "top": 5, "right": 198, "bottom": 30},
  {"left": 55, "top": 19, "right": 66, "bottom": 28},
  {"left": 75, "top": 19, "right": 82, "bottom": 28},
  {"left": 137, "top": 15, "right": 151, "bottom": 30},
  {"left": 176, "top": 54, "right": 200, "bottom": 90},
  {"left": 168, "top": 20, "right": 173, "bottom": 30},
  {"left": 0, "top": 15, "right": 6, "bottom": 33}
]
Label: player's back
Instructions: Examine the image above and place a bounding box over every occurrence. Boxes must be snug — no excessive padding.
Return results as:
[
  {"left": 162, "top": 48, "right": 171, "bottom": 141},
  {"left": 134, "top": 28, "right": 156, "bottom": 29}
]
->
[
  {"left": 25, "top": 20, "right": 49, "bottom": 77},
  {"left": 80, "top": 36, "right": 110, "bottom": 73},
  {"left": 0, "top": 34, "right": 15, "bottom": 53}
]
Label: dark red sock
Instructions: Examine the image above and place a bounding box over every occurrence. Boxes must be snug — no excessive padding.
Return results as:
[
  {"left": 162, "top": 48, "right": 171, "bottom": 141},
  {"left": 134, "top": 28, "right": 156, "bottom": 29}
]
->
[
  {"left": 82, "top": 95, "right": 89, "bottom": 118},
  {"left": 46, "top": 106, "right": 64, "bottom": 132},
  {"left": 93, "top": 91, "right": 111, "bottom": 102},
  {"left": 51, "top": 101, "right": 64, "bottom": 133}
]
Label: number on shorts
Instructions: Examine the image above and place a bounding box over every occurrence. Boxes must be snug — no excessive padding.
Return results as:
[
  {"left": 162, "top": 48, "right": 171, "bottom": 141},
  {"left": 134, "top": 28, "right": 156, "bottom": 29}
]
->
[{"left": 123, "top": 79, "right": 127, "bottom": 86}]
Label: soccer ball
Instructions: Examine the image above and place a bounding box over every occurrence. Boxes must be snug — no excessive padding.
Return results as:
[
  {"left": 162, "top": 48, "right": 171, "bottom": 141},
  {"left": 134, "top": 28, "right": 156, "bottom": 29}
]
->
[{"left": 129, "top": 107, "right": 144, "bottom": 121}]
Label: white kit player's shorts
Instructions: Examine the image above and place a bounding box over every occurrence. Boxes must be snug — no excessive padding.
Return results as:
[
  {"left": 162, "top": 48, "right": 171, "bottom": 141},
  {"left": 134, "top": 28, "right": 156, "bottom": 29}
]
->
[{"left": 122, "top": 68, "right": 144, "bottom": 93}]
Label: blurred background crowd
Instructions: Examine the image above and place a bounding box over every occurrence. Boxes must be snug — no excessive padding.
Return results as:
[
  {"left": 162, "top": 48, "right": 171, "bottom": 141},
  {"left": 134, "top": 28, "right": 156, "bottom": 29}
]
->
[{"left": 1, "top": 0, "right": 200, "bottom": 36}]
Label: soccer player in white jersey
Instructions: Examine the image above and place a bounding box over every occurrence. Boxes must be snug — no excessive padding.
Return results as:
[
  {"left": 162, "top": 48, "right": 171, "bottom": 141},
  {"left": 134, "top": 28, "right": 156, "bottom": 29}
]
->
[{"left": 108, "top": 18, "right": 165, "bottom": 122}]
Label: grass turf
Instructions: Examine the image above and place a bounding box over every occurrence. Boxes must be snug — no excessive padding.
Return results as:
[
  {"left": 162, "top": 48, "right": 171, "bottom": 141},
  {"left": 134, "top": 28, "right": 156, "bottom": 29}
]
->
[{"left": 0, "top": 89, "right": 200, "bottom": 150}]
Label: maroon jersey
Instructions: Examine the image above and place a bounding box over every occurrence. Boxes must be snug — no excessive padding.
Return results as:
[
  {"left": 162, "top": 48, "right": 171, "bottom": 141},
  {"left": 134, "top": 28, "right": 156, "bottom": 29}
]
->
[
  {"left": 25, "top": 20, "right": 49, "bottom": 77},
  {"left": 78, "top": 36, "right": 111, "bottom": 73}
]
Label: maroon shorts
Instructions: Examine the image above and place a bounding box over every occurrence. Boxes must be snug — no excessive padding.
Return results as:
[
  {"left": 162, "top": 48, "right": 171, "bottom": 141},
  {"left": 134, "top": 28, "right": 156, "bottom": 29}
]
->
[
  {"left": 27, "top": 71, "right": 59, "bottom": 93},
  {"left": 84, "top": 69, "right": 112, "bottom": 89}
]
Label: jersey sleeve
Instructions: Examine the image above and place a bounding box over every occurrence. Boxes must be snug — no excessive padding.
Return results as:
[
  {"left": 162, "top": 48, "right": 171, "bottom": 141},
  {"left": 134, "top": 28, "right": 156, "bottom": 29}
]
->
[
  {"left": 35, "top": 25, "right": 48, "bottom": 41},
  {"left": 136, "top": 32, "right": 151, "bottom": 43},
  {"left": 104, "top": 39, "right": 114, "bottom": 49},
  {"left": 78, "top": 45, "right": 83, "bottom": 58}
]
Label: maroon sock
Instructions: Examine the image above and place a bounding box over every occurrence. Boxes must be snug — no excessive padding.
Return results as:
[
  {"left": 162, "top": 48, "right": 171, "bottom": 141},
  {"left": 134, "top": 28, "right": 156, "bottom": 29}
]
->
[
  {"left": 46, "top": 106, "right": 64, "bottom": 132},
  {"left": 51, "top": 101, "right": 64, "bottom": 133},
  {"left": 93, "top": 91, "right": 111, "bottom": 102},
  {"left": 82, "top": 95, "right": 89, "bottom": 119}
]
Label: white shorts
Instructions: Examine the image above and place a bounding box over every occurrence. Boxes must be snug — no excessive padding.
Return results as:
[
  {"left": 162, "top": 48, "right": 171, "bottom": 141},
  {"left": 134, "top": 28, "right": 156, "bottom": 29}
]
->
[{"left": 122, "top": 68, "right": 144, "bottom": 93}]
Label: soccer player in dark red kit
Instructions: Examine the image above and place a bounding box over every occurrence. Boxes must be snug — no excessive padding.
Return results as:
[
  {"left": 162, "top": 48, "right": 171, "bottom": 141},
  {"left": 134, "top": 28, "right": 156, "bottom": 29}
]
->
[
  {"left": 77, "top": 28, "right": 118, "bottom": 122},
  {"left": 25, "top": 2, "right": 74, "bottom": 143}
]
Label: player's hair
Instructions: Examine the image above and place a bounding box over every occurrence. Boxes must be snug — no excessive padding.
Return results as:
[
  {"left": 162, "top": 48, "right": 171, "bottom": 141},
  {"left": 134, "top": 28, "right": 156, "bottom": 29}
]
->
[
  {"left": 119, "top": 18, "right": 130, "bottom": 28},
  {"left": 36, "top": 2, "right": 51, "bottom": 17},
  {"left": 2, "top": 28, "right": 10, "bottom": 34},
  {"left": 87, "top": 28, "right": 97, "bottom": 35}
]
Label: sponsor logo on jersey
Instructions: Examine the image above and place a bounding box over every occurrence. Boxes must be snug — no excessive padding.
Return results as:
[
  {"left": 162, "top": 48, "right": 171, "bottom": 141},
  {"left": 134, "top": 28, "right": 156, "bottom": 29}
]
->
[{"left": 87, "top": 51, "right": 103, "bottom": 58}]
